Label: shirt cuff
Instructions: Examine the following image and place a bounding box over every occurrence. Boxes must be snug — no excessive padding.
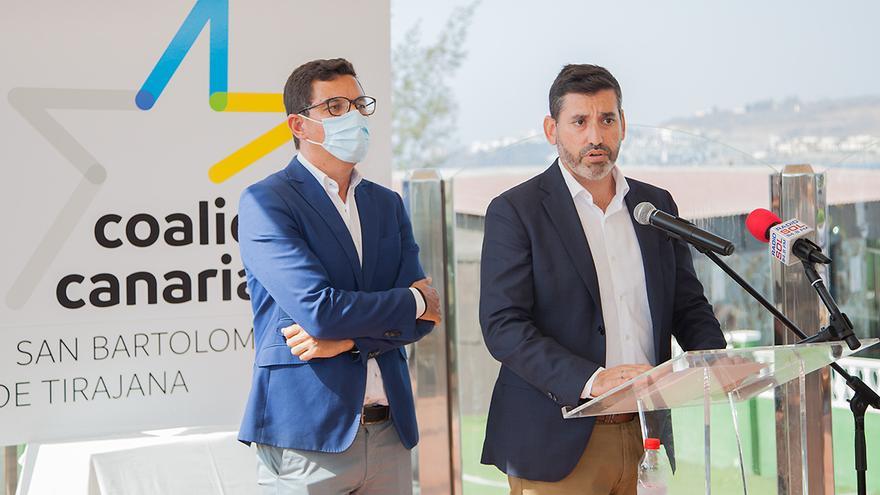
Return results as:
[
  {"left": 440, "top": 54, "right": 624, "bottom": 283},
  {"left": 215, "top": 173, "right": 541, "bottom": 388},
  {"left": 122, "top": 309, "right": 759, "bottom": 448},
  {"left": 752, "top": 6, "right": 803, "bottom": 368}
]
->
[
  {"left": 580, "top": 367, "right": 605, "bottom": 399},
  {"left": 410, "top": 287, "right": 426, "bottom": 319}
]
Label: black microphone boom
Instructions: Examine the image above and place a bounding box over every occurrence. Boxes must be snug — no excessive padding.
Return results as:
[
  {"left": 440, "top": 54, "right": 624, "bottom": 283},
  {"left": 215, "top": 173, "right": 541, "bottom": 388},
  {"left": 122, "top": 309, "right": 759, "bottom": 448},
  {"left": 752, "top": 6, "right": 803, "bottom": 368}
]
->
[{"left": 634, "top": 202, "right": 735, "bottom": 256}]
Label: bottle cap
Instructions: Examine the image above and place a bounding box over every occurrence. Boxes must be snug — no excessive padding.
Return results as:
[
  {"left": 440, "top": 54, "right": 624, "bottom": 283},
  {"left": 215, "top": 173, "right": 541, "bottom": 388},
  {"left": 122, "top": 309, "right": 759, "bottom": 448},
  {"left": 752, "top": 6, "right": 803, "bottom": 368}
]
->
[{"left": 644, "top": 438, "right": 661, "bottom": 450}]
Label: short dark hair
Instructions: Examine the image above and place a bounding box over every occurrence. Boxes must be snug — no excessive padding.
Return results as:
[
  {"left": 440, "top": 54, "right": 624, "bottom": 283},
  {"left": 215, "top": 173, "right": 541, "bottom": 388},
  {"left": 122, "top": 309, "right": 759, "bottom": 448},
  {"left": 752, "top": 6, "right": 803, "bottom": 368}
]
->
[
  {"left": 548, "top": 64, "right": 622, "bottom": 120},
  {"left": 284, "top": 58, "right": 358, "bottom": 148}
]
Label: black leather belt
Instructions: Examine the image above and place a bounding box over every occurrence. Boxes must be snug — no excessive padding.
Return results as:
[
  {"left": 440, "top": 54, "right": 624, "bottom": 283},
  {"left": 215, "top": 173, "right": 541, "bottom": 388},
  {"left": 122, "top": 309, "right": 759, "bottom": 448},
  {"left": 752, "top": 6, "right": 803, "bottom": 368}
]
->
[{"left": 361, "top": 405, "right": 390, "bottom": 425}]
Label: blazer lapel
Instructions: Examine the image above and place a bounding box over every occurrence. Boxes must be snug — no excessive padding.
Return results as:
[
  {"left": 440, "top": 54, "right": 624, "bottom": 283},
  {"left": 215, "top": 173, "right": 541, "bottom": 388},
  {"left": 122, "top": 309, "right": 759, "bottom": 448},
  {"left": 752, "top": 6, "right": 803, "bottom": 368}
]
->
[
  {"left": 540, "top": 161, "right": 603, "bottom": 313},
  {"left": 355, "top": 183, "right": 379, "bottom": 290},
  {"left": 624, "top": 184, "right": 665, "bottom": 364},
  {"left": 285, "top": 157, "right": 364, "bottom": 288}
]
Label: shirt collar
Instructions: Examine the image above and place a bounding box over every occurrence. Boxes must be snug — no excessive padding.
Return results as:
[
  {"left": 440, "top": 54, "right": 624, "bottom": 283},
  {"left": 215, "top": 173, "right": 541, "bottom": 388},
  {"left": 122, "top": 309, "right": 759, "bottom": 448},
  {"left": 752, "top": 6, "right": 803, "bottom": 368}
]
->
[
  {"left": 298, "top": 153, "right": 363, "bottom": 195},
  {"left": 557, "top": 159, "right": 630, "bottom": 206}
]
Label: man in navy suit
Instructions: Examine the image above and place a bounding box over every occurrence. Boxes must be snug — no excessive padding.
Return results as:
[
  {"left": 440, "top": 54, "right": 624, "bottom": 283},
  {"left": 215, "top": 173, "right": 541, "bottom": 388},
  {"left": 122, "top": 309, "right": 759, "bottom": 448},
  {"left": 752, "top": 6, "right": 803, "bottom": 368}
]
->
[
  {"left": 237, "top": 58, "right": 440, "bottom": 494},
  {"left": 479, "top": 64, "right": 726, "bottom": 494}
]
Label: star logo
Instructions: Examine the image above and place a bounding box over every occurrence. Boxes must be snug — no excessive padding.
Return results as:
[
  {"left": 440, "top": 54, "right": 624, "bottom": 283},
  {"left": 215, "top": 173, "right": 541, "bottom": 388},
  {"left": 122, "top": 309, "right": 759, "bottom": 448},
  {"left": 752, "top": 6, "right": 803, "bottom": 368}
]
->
[{"left": 6, "top": 0, "right": 287, "bottom": 308}]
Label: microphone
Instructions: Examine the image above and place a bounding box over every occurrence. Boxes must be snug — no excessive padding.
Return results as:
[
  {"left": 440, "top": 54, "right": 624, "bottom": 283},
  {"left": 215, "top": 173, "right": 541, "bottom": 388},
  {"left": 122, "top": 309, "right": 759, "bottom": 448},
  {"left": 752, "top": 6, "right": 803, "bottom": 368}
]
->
[
  {"left": 745, "top": 208, "right": 831, "bottom": 265},
  {"left": 747, "top": 209, "right": 858, "bottom": 350},
  {"left": 634, "top": 202, "right": 735, "bottom": 256}
]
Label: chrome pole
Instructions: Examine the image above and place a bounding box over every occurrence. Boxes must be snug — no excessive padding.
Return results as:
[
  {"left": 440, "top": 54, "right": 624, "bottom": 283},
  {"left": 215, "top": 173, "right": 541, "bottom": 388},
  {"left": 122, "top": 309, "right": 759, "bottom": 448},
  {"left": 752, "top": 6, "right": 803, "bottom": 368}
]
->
[
  {"left": 402, "top": 170, "right": 461, "bottom": 495},
  {"left": 771, "top": 164, "right": 834, "bottom": 494}
]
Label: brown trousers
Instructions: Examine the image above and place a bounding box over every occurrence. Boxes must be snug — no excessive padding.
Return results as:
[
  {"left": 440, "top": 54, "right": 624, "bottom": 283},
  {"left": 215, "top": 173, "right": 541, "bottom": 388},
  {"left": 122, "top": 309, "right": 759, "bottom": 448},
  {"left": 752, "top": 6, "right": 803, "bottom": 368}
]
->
[{"left": 508, "top": 420, "right": 644, "bottom": 495}]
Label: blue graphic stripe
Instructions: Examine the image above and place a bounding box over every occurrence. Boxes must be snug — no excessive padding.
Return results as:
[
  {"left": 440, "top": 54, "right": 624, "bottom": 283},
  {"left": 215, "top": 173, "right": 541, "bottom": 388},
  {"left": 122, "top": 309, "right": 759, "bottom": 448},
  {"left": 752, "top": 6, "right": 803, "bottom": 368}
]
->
[
  {"left": 136, "top": 0, "right": 228, "bottom": 110},
  {"left": 208, "top": 0, "right": 229, "bottom": 102}
]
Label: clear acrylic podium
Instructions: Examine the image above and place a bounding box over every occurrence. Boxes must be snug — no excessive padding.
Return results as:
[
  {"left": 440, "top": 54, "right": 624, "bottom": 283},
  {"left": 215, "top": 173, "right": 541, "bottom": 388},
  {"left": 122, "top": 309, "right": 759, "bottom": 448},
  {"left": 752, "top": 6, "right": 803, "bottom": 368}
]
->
[{"left": 562, "top": 339, "right": 879, "bottom": 494}]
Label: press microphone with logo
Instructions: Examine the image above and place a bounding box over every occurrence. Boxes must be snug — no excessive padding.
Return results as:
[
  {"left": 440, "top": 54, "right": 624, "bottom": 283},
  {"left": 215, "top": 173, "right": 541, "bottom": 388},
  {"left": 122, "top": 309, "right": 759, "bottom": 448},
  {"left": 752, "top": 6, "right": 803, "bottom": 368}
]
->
[
  {"left": 746, "top": 208, "right": 859, "bottom": 350},
  {"left": 634, "top": 202, "right": 735, "bottom": 256},
  {"left": 744, "top": 208, "right": 831, "bottom": 265}
]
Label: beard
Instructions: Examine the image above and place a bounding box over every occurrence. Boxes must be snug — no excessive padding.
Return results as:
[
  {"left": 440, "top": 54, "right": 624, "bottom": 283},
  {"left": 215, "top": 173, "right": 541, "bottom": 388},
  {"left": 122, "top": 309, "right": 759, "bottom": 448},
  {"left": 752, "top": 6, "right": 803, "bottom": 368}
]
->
[{"left": 557, "top": 141, "right": 619, "bottom": 182}]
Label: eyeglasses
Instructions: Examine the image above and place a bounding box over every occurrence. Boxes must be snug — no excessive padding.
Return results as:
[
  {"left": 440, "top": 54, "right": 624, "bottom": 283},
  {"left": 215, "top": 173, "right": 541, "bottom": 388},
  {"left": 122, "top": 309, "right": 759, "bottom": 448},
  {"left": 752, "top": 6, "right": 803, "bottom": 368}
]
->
[{"left": 299, "top": 96, "right": 377, "bottom": 117}]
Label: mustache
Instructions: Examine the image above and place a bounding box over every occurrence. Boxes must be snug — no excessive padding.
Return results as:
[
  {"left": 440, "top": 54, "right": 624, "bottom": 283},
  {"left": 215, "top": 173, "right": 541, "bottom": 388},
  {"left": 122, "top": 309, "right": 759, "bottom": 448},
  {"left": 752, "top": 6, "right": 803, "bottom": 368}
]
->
[{"left": 578, "top": 144, "right": 612, "bottom": 159}]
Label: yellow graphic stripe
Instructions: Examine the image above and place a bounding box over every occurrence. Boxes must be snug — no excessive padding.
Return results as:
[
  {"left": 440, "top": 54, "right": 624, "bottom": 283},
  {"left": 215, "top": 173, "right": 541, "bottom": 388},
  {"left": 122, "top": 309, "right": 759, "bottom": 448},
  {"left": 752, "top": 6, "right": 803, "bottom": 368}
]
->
[
  {"left": 210, "top": 92, "right": 285, "bottom": 112},
  {"left": 209, "top": 121, "right": 291, "bottom": 183}
]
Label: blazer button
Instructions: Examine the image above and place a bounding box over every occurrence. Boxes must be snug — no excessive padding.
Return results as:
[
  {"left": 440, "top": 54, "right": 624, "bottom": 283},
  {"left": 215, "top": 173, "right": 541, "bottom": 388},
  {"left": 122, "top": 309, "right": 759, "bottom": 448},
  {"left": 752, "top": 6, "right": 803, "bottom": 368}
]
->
[
  {"left": 598, "top": 325, "right": 605, "bottom": 336},
  {"left": 384, "top": 331, "right": 401, "bottom": 338},
  {"left": 547, "top": 392, "right": 557, "bottom": 402}
]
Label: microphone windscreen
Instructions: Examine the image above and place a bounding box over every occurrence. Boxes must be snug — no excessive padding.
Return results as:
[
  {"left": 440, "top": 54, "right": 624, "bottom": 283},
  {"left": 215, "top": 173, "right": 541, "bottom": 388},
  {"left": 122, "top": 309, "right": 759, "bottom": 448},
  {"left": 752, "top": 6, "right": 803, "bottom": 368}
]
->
[
  {"left": 634, "top": 202, "right": 656, "bottom": 225},
  {"left": 745, "top": 208, "right": 782, "bottom": 243}
]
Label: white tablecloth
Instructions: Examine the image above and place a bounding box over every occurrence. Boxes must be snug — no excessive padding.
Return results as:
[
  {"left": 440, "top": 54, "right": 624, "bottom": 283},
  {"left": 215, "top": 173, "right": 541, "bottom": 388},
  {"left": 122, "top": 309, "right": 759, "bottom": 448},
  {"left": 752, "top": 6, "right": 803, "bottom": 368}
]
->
[{"left": 22, "top": 429, "right": 258, "bottom": 495}]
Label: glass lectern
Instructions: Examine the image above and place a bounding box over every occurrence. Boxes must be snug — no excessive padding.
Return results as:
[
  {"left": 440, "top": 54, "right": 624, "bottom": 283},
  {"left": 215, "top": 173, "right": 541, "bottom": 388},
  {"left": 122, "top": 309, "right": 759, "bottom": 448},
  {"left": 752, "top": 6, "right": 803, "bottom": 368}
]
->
[{"left": 562, "top": 339, "right": 879, "bottom": 494}]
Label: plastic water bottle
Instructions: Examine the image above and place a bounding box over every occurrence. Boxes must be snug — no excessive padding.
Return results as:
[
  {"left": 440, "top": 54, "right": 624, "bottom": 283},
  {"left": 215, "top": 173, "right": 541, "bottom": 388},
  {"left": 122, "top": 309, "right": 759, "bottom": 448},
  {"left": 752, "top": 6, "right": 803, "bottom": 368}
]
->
[{"left": 637, "top": 437, "right": 670, "bottom": 495}]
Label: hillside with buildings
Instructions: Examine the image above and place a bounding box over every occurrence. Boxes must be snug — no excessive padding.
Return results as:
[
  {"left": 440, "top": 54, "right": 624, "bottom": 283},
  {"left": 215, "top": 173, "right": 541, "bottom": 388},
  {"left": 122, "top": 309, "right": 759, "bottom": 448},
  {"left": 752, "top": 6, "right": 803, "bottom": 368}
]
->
[{"left": 440, "top": 96, "right": 880, "bottom": 169}]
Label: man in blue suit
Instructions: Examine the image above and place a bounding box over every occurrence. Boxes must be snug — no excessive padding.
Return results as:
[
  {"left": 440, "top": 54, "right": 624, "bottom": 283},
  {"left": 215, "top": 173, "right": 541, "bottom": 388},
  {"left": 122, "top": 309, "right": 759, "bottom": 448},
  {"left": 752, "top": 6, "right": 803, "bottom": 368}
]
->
[
  {"left": 479, "top": 64, "right": 726, "bottom": 494},
  {"left": 237, "top": 58, "right": 440, "bottom": 494}
]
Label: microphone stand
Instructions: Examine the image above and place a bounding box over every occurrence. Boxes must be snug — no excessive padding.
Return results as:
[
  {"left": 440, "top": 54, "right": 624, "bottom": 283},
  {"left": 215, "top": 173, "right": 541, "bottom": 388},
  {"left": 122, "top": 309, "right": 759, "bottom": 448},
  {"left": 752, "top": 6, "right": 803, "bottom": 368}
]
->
[
  {"left": 794, "top": 259, "right": 873, "bottom": 495},
  {"left": 797, "top": 261, "right": 859, "bottom": 350},
  {"left": 694, "top": 247, "right": 880, "bottom": 495}
]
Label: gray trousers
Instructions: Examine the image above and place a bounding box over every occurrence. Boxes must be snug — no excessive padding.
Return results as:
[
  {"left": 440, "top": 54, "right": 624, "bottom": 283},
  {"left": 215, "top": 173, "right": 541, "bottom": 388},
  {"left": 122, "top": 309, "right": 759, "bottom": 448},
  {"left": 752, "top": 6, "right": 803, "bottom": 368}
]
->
[{"left": 255, "top": 420, "right": 413, "bottom": 495}]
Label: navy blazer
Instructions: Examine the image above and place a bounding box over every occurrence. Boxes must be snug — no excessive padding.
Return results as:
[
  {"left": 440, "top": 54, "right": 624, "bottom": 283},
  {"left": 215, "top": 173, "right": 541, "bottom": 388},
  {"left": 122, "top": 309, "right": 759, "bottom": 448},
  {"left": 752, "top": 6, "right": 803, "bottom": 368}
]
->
[
  {"left": 237, "top": 156, "right": 434, "bottom": 452},
  {"left": 479, "top": 161, "right": 726, "bottom": 481}
]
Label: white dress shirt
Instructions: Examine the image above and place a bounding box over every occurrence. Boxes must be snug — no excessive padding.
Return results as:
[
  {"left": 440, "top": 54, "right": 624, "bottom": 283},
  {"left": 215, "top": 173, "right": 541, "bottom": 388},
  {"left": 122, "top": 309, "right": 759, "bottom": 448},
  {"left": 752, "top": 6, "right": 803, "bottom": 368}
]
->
[
  {"left": 299, "top": 154, "right": 425, "bottom": 406},
  {"left": 556, "top": 161, "right": 655, "bottom": 399}
]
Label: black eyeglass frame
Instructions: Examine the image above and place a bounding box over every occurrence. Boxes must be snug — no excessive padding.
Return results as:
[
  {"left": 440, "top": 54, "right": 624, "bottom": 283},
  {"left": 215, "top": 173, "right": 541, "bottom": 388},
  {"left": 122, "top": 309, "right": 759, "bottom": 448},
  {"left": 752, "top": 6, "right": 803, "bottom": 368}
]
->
[{"left": 298, "top": 96, "right": 377, "bottom": 117}]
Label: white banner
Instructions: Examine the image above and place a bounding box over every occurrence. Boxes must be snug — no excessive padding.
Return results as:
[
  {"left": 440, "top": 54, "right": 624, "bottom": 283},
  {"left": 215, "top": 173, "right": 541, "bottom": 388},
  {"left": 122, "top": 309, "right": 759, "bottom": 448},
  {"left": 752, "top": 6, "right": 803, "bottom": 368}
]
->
[{"left": 0, "top": 0, "right": 392, "bottom": 445}]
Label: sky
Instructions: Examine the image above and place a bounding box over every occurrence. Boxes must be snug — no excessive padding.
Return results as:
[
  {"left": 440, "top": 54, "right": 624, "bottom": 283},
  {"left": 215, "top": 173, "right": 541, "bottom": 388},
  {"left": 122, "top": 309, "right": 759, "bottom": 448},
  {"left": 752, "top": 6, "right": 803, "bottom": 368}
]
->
[{"left": 391, "top": 0, "right": 880, "bottom": 146}]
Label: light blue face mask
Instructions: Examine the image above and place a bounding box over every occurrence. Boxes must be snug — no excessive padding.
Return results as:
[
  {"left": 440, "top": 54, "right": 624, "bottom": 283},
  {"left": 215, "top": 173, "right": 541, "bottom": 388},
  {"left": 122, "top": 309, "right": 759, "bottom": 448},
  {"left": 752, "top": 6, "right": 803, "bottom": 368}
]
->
[{"left": 301, "top": 110, "right": 371, "bottom": 164}]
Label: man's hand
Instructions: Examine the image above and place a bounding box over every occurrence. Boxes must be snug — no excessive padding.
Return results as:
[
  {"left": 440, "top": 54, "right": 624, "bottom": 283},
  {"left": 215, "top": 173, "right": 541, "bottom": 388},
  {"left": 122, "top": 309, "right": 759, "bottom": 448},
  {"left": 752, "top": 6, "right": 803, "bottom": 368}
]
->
[
  {"left": 282, "top": 324, "right": 354, "bottom": 361},
  {"left": 412, "top": 277, "right": 442, "bottom": 324},
  {"left": 590, "top": 364, "right": 654, "bottom": 397}
]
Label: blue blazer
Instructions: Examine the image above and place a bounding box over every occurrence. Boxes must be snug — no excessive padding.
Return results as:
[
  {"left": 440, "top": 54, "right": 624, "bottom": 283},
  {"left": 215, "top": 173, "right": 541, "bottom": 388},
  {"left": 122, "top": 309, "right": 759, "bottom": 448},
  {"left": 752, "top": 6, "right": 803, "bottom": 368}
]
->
[
  {"left": 237, "top": 156, "right": 433, "bottom": 452},
  {"left": 479, "top": 161, "right": 726, "bottom": 482}
]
